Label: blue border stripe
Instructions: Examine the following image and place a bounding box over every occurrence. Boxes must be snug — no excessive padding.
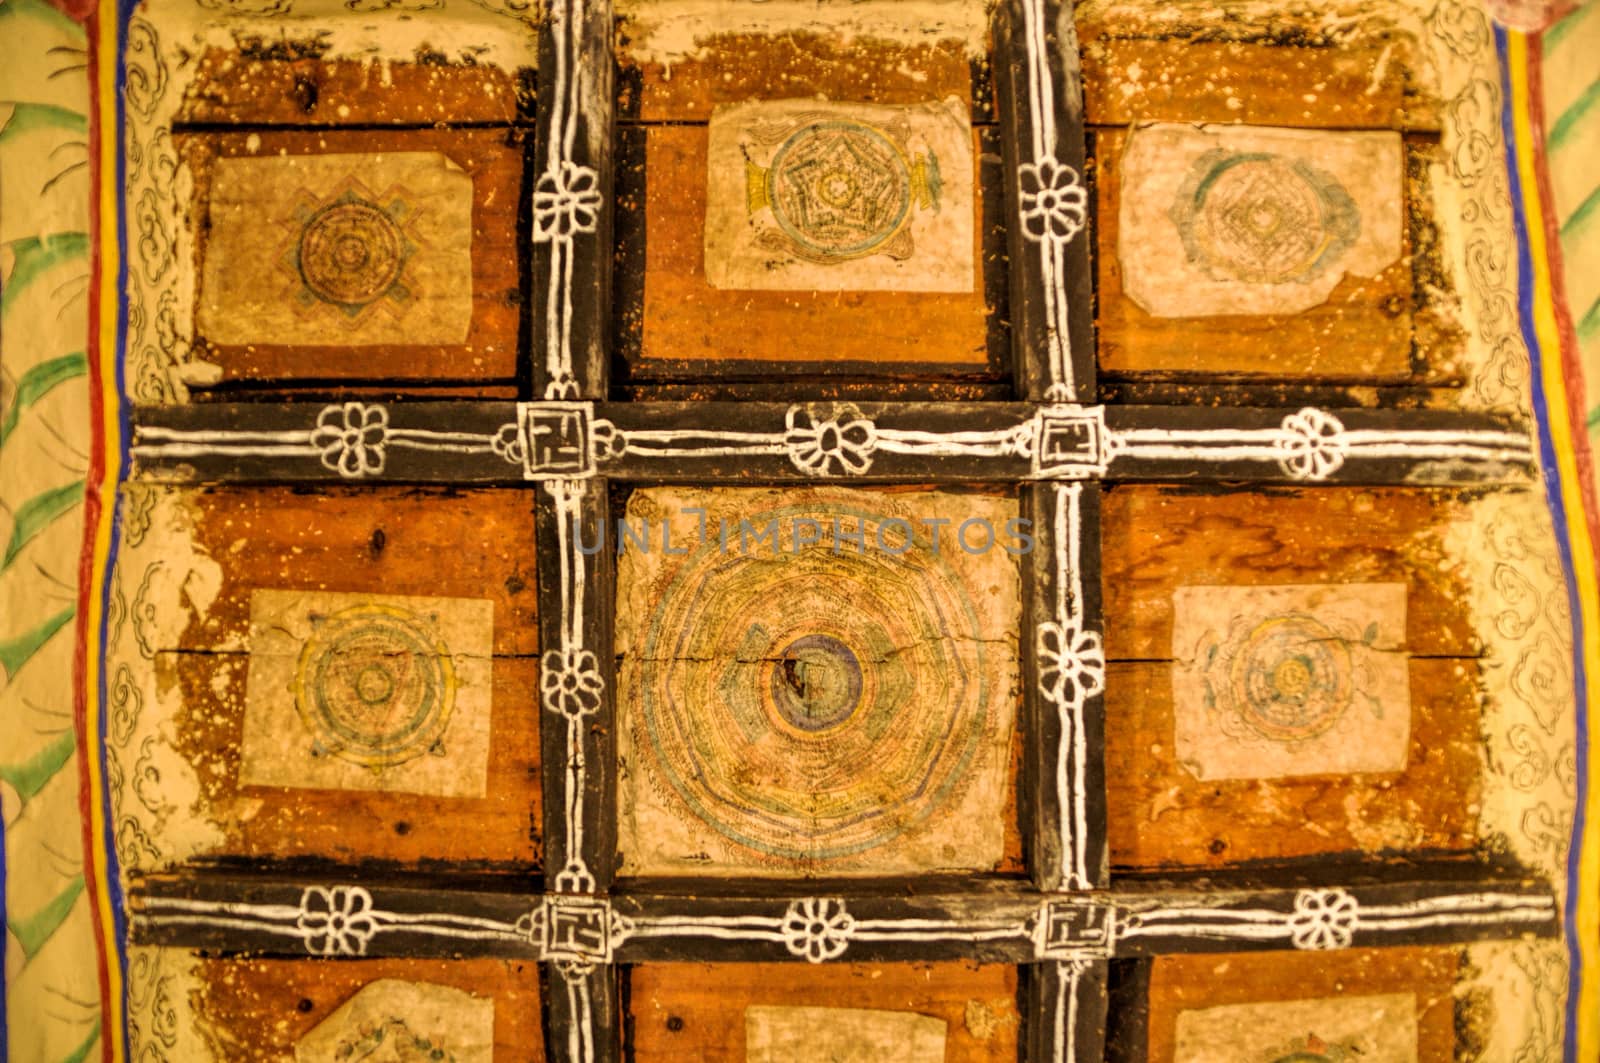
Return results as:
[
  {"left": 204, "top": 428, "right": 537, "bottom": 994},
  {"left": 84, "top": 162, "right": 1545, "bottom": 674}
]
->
[{"left": 1496, "top": 26, "right": 1591, "bottom": 1063}]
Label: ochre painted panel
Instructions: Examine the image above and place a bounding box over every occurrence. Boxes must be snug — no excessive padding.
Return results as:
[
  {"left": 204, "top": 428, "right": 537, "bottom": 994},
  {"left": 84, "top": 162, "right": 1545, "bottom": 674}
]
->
[
  {"left": 1095, "top": 126, "right": 1414, "bottom": 380},
  {"left": 1100, "top": 486, "right": 1479, "bottom": 661},
  {"left": 1105, "top": 657, "right": 1480, "bottom": 869},
  {"left": 181, "top": 50, "right": 528, "bottom": 126},
  {"left": 160, "top": 487, "right": 540, "bottom": 868},
  {"left": 1146, "top": 948, "right": 1459, "bottom": 1063},
  {"left": 630, "top": 124, "right": 993, "bottom": 368},
  {"left": 629, "top": 962, "right": 1019, "bottom": 1063},
  {"left": 1079, "top": 32, "right": 1434, "bottom": 130},
  {"left": 183, "top": 128, "right": 524, "bottom": 384},
  {"left": 194, "top": 957, "right": 544, "bottom": 1061},
  {"left": 620, "top": 32, "right": 981, "bottom": 124}
]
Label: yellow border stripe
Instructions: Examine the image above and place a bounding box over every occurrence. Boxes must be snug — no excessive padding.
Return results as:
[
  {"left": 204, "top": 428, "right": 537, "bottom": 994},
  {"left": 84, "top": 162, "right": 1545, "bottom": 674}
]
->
[{"left": 1511, "top": 32, "right": 1600, "bottom": 1061}]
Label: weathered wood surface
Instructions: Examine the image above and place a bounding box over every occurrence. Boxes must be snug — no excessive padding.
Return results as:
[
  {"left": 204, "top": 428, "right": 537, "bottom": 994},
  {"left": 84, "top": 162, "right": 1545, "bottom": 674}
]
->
[
  {"left": 617, "top": 33, "right": 991, "bottom": 124},
  {"left": 1104, "top": 658, "right": 1481, "bottom": 870},
  {"left": 128, "top": 865, "right": 1558, "bottom": 958},
  {"left": 627, "top": 962, "right": 1022, "bottom": 1063},
  {"left": 531, "top": 0, "right": 614, "bottom": 399},
  {"left": 127, "top": 401, "right": 1535, "bottom": 486},
  {"left": 1078, "top": 26, "right": 1440, "bottom": 131},
  {"left": 179, "top": 48, "right": 534, "bottom": 126},
  {"left": 192, "top": 955, "right": 545, "bottom": 1061},
  {"left": 1143, "top": 947, "right": 1459, "bottom": 1063},
  {"left": 155, "top": 487, "right": 540, "bottom": 869},
  {"left": 183, "top": 128, "right": 524, "bottom": 385},
  {"left": 1100, "top": 486, "right": 1481, "bottom": 660},
  {"left": 993, "top": 0, "right": 1096, "bottom": 402}
]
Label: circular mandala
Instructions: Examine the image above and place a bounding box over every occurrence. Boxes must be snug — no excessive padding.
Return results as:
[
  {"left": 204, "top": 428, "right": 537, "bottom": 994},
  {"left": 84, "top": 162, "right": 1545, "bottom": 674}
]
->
[
  {"left": 293, "top": 604, "right": 455, "bottom": 769},
  {"left": 632, "top": 501, "right": 998, "bottom": 862},
  {"left": 1227, "top": 614, "right": 1353, "bottom": 742},
  {"left": 767, "top": 121, "right": 913, "bottom": 259},
  {"left": 297, "top": 198, "right": 405, "bottom": 307},
  {"left": 1177, "top": 153, "right": 1357, "bottom": 285}
]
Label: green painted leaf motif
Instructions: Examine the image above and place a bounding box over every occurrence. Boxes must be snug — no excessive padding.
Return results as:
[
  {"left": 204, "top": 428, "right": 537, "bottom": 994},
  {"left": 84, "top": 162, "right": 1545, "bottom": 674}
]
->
[
  {"left": 0, "top": 101, "right": 88, "bottom": 144},
  {"left": 2, "top": 479, "right": 84, "bottom": 570},
  {"left": 0, "top": 730, "right": 75, "bottom": 802},
  {"left": 0, "top": 231, "right": 89, "bottom": 316},
  {"left": 56, "top": 1022, "right": 101, "bottom": 1063},
  {"left": 0, "top": 605, "right": 74, "bottom": 678},
  {"left": 0, "top": 351, "right": 85, "bottom": 447},
  {"left": 7, "top": 875, "right": 84, "bottom": 959}
]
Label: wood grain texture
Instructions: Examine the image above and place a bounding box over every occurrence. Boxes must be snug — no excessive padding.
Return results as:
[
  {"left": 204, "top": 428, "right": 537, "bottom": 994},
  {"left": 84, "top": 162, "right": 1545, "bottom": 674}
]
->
[
  {"left": 183, "top": 128, "right": 525, "bottom": 384},
  {"left": 618, "top": 32, "right": 990, "bottom": 124},
  {"left": 1100, "top": 485, "right": 1479, "bottom": 661},
  {"left": 627, "top": 962, "right": 1020, "bottom": 1062},
  {"left": 1145, "top": 947, "right": 1459, "bottom": 1063},
  {"left": 1079, "top": 30, "right": 1438, "bottom": 131},
  {"left": 1094, "top": 127, "right": 1414, "bottom": 381},
  {"left": 1104, "top": 657, "right": 1481, "bottom": 870},
  {"left": 179, "top": 48, "right": 533, "bottom": 126},
  {"left": 193, "top": 955, "right": 544, "bottom": 1061},
  {"left": 166, "top": 487, "right": 540, "bottom": 868},
  {"left": 623, "top": 124, "right": 1001, "bottom": 370}
]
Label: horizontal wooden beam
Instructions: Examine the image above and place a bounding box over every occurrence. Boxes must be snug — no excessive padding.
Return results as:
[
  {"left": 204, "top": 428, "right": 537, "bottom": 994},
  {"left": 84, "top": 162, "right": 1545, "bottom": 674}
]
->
[
  {"left": 129, "top": 400, "right": 1535, "bottom": 486},
  {"left": 128, "top": 865, "right": 1559, "bottom": 963}
]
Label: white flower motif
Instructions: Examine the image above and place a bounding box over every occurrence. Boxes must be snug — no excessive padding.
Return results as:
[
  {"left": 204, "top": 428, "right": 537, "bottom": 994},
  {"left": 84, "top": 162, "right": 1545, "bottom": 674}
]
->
[
  {"left": 781, "top": 898, "right": 855, "bottom": 963},
  {"left": 312, "top": 402, "right": 388, "bottom": 478},
  {"left": 542, "top": 648, "right": 605, "bottom": 719},
  {"left": 545, "top": 373, "right": 580, "bottom": 401},
  {"left": 296, "top": 885, "right": 378, "bottom": 956},
  {"left": 784, "top": 407, "right": 877, "bottom": 477},
  {"left": 555, "top": 861, "right": 596, "bottom": 894},
  {"left": 533, "top": 162, "right": 603, "bottom": 241},
  {"left": 1018, "top": 157, "right": 1088, "bottom": 244},
  {"left": 1275, "top": 407, "right": 1348, "bottom": 481},
  {"left": 1037, "top": 621, "right": 1105, "bottom": 704},
  {"left": 492, "top": 422, "right": 525, "bottom": 467},
  {"left": 1289, "top": 888, "right": 1359, "bottom": 950}
]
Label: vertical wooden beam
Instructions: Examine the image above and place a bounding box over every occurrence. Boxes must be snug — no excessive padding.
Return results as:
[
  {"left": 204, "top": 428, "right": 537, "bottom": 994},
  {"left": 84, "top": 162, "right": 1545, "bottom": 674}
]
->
[
  {"left": 535, "top": 478, "right": 618, "bottom": 895},
  {"left": 1027, "top": 960, "right": 1110, "bottom": 1063},
  {"left": 992, "top": 0, "right": 1095, "bottom": 402},
  {"left": 533, "top": 0, "right": 616, "bottom": 399},
  {"left": 1104, "top": 960, "right": 1152, "bottom": 1063},
  {"left": 545, "top": 962, "right": 624, "bottom": 1063},
  {"left": 1022, "top": 482, "right": 1107, "bottom": 891}
]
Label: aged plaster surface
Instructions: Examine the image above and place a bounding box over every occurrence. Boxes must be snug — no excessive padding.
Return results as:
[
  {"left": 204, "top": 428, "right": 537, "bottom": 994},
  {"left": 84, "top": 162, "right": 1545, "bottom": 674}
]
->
[
  {"left": 745, "top": 1005, "right": 948, "bottom": 1063},
  {"left": 1174, "top": 992, "right": 1418, "bottom": 1063},
  {"left": 615, "top": 486, "right": 1020, "bottom": 876},
  {"left": 705, "top": 98, "right": 976, "bottom": 292},
  {"left": 1171, "top": 582, "right": 1411, "bottom": 780},
  {"left": 1120, "top": 125, "right": 1404, "bottom": 317},
  {"left": 198, "top": 151, "right": 474, "bottom": 346},
  {"left": 241, "top": 589, "right": 494, "bottom": 798}
]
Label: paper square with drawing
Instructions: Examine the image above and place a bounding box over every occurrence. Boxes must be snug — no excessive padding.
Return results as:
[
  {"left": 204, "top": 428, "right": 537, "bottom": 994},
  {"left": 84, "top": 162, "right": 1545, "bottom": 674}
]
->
[
  {"left": 1171, "top": 582, "right": 1411, "bottom": 780},
  {"left": 704, "top": 98, "right": 976, "bottom": 292}
]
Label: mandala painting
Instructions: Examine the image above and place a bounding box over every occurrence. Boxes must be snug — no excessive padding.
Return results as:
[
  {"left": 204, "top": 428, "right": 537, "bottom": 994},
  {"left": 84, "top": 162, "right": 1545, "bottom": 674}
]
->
[
  {"left": 1171, "top": 583, "right": 1411, "bottom": 780},
  {"left": 704, "top": 99, "right": 976, "bottom": 292},
  {"left": 241, "top": 590, "right": 494, "bottom": 797},
  {"left": 1118, "top": 123, "right": 1403, "bottom": 317},
  {"left": 197, "top": 150, "right": 473, "bottom": 346},
  {"left": 615, "top": 486, "right": 1020, "bottom": 875}
]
